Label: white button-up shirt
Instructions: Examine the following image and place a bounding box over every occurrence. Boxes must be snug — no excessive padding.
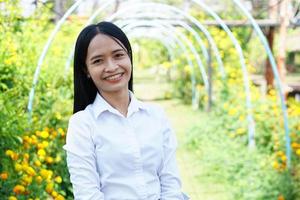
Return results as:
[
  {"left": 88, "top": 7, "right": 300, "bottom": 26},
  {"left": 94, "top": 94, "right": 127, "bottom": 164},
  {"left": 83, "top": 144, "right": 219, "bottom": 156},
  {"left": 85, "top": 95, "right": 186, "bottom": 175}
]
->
[{"left": 63, "top": 92, "right": 186, "bottom": 200}]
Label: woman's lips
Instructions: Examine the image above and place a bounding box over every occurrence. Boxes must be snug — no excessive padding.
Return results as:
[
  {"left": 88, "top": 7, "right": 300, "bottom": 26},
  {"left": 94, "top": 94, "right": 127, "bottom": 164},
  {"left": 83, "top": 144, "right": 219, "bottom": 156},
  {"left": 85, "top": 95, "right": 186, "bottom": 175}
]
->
[{"left": 104, "top": 73, "right": 124, "bottom": 82}]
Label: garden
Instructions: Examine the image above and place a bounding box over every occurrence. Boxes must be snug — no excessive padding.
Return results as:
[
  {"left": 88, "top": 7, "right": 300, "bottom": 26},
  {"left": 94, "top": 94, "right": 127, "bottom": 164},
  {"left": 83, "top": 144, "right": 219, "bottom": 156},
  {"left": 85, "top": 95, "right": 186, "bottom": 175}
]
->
[{"left": 1, "top": 0, "right": 300, "bottom": 199}]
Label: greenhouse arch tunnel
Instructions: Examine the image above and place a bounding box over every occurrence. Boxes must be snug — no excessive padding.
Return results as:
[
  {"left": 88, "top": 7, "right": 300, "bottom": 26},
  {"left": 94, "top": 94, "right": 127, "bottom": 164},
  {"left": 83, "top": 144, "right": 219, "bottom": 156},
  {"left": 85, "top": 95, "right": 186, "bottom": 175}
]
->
[
  {"left": 122, "top": 23, "right": 204, "bottom": 109},
  {"left": 27, "top": 0, "right": 292, "bottom": 168}
]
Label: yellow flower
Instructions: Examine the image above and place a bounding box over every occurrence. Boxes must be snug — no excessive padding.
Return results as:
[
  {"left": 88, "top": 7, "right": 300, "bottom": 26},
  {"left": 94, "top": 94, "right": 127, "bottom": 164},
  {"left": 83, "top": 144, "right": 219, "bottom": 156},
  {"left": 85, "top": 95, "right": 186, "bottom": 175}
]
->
[
  {"left": 60, "top": 130, "right": 66, "bottom": 137},
  {"left": 269, "top": 89, "right": 276, "bottom": 96},
  {"left": 52, "top": 131, "right": 58, "bottom": 138},
  {"left": 276, "top": 151, "right": 284, "bottom": 157},
  {"left": 272, "top": 161, "right": 280, "bottom": 169},
  {"left": 13, "top": 184, "right": 25, "bottom": 194},
  {"left": 238, "top": 115, "right": 245, "bottom": 121},
  {"left": 55, "top": 194, "right": 65, "bottom": 200},
  {"left": 228, "top": 108, "right": 237, "bottom": 116},
  {"left": 46, "top": 182, "right": 54, "bottom": 194},
  {"left": 15, "top": 163, "right": 23, "bottom": 172},
  {"left": 35, "top": 131, "right": 41, "bottom": 137},
  {"left": 296, "top": 149, "right": 300, "bottom": 156},
  {"left": 12, "top": 153, "right": 19, "bottom": 160},
  {"left": 58, "top": 128, "right": 64, "bottom": 134},
  {"left": 51, "top": 191, "right": 58, "bottom": 197},
  {"left": 292, "top": 142, "right": 300, "bottom": 149},
  {"left": 45, "top": 156, "right": 54, "bottom": 164},
  {"left": 40, "top": 131, "right": 49, "bottom": 139},
  {"left": 7, "top": 151, "right": 19, "bottom": 161},
  {"left": 0, "top": 172, "right": 8, "bottom": 180},
  {"left": 37, "top": 143, "right": 44, "bottom": 149},
  {"left": 54, "top": 176, "right": 62, "bottom": 183},
  {"left": 8, "top": 196, "right": 17, "bottom": 200},
  {"left": 34, "top": 160, "right": 42, "bottom": 167},
  {"left": 55, "top": 155, "right": 61, "bottom": 163},
  {"left": 25, "top": 166, "right": 36, "bottom": 176},
  {"left": 40, "top": 169, "right": 52, "bottom": 180},
  {"left": 23, "top": 135, "right": 30, "bottom": 143},
  {"left": 38, "top": 149, "right": 46, "bottom": 157},
  {"left": 42, "top": 141, "right": 49, "bottom": 148},
  {"left": 281, "top": 155, "right": 287, "bottom": 162},
  {"left": 24, "top": 153, "right": 30, "bottom": 160},
  {"left": 31, "top": 138, "right": 38, "bottom": 145},
  {"left": 5, "top": 150, "right": 13, "bottom": 156},
  {"left": 22, "top": 175, "right": 32, "bottom": 185},
  {"left": 36, "top": 176, "right": 43, "bottom": 184},
  {"left": 40, "top": 169, "right": 49, "bottom": 179},
  {"left": 58, "top": 128, "right": 66, "bottom": 137}
]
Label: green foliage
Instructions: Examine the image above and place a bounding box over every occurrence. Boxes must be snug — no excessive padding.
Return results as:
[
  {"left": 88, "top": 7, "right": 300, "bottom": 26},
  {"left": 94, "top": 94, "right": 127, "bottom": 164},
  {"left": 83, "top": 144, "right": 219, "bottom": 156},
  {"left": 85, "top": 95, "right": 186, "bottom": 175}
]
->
[
  {"left": 186, "top": 110, "right": 298, "bottom": 199},
  {"left": 133, "top": 38, "right": 169, "bottom": 69},
  {"left": 0, "top": 1, "right": 79, "bottom": 198}
]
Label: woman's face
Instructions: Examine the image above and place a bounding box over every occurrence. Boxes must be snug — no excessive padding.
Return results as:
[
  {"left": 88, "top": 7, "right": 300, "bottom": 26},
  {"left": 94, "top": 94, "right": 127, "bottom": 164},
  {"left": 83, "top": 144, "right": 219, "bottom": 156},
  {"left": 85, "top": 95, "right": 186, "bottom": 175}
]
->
[{"left": 85, "top": 33, "right": 131, "bottom": 96}]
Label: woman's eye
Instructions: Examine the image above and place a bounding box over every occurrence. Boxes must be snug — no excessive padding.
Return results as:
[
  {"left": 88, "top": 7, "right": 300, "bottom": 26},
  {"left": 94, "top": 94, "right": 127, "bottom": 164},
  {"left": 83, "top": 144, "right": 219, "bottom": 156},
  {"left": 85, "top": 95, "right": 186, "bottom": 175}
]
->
[
  {"left": 93, "top": 59, "right": 103, "bottom": 64},
  {"left": 115, "top": 53, "right": 125, "bottom": 58}
]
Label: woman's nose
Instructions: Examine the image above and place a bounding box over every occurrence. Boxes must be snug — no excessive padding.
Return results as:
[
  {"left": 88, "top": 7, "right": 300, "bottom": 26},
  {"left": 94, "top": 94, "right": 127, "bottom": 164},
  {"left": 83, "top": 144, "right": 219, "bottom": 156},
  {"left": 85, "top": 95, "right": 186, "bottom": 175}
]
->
[{"left": 104, "top": 58, "right": 118, "bottom": 72}]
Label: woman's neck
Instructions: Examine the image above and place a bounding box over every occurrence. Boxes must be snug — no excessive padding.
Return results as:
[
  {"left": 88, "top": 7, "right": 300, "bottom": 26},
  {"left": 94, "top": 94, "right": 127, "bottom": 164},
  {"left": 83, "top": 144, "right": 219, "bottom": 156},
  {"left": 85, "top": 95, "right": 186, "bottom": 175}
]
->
[{"left": 100, "top": 89, "right": 130, "bottom": 117}]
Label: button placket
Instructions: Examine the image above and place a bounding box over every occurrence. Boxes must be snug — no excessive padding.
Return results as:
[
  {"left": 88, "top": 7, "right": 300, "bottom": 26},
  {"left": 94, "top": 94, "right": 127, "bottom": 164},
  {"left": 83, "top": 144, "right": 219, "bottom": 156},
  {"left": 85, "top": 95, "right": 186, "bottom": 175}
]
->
[{"left": 125, "top": 119, "right": 147, "bottom": 198}]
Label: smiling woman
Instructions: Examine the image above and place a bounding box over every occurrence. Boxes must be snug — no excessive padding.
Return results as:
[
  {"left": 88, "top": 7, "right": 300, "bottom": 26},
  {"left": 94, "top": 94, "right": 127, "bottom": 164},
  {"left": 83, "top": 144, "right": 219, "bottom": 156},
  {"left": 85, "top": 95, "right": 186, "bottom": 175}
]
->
[
  {"left": 85, "top": 33, "right": 132, "bottom": 116},
  {"left": 63, "top": 21, "right": 189, "bottom": 200}
]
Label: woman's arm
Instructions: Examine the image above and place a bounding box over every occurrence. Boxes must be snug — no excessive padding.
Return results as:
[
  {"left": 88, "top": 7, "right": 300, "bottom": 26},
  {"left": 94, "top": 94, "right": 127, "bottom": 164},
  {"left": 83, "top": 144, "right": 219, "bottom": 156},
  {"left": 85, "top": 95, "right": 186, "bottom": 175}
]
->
[
  {"left": 158, "top": 111, "right": 185, "bottom": 200},
  {"left": 64, "top": 114, "right": 104, "bottom": 200}
]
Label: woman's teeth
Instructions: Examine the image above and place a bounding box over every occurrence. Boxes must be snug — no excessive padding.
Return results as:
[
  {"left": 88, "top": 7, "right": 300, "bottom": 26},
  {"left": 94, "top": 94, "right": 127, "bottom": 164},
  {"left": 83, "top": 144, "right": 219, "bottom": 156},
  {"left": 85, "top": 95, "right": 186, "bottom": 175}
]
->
[{"left": 105, "top": 73, "right": 122, "bottom": 80}]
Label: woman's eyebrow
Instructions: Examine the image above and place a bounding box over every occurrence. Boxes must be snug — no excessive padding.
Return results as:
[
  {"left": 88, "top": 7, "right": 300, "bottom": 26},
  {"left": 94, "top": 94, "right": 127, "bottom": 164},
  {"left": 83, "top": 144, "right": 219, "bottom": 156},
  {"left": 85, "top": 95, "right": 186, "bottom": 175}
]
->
[
  {"left": 112, "top": 48, "right": 126, "bottom": 53},
  {"left": 90, "top": 54, "right": 103, "bottom": 61}
]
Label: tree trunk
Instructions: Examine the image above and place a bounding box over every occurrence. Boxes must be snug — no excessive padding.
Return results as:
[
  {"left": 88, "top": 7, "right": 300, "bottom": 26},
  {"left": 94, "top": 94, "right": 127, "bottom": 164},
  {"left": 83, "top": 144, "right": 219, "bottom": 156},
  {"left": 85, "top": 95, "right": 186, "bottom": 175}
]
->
[
  {"left": 265, "top": 0, "right": 278, "bottom": 91},
  {"left": 265, "top": 26, "right": 275, "bottom": 91},
  {"left": 276, "top": 0, "right": 290, "bottom": 97}
]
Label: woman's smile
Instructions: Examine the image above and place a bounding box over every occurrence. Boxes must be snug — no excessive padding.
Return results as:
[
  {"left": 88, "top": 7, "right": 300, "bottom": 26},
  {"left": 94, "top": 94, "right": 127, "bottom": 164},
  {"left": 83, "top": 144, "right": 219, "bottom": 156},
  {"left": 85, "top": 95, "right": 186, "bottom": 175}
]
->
[{"left": 104, "top": 72, "right": 124, "bottom": 82}]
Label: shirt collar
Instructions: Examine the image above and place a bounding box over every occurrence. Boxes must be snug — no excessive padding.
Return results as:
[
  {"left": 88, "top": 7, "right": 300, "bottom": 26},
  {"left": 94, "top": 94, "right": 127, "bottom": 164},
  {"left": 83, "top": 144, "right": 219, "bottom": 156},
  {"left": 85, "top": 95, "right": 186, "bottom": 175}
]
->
[{"left": 91, "top": 90, "right": 148, "bottom": 119}]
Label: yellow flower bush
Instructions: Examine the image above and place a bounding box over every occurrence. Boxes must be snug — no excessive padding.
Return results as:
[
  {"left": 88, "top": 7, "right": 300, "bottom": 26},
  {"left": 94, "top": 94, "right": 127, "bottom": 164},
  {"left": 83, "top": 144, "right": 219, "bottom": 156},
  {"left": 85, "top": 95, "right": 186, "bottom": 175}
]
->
[{"left": 2, "top": 127, "right": 67, "bottom": 199}]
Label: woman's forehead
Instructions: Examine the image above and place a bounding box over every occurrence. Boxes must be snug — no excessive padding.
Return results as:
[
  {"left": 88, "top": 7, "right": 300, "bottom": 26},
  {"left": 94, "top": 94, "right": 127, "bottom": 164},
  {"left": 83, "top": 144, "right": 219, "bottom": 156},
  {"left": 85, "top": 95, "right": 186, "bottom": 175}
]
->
[
  {"left": 89, "top": 34, "right": 126, "bottom": 51},
  {"left": 86, "top": 34, "right": 127, "bottom": 61}
]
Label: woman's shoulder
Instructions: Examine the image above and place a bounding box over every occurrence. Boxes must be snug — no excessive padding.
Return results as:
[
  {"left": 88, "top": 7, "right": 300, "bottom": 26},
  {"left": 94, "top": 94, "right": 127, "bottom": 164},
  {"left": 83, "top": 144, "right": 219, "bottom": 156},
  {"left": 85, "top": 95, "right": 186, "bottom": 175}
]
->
[
  {"left": 141, "top": 101, "right": 167, "bottom": 118},
  {"left": 68, "top": 105, "right": 94, "bottom": 124}
]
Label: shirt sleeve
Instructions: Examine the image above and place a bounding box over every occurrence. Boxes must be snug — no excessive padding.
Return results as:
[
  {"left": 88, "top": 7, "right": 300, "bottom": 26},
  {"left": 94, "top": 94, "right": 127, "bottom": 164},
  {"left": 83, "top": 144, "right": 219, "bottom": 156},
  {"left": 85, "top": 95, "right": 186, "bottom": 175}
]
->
[
  {"left": 158, "top": 110, "right": 184, "bottom": 200},
  {"left": 63, "top": 114, "right": 104, "bottom": 200}
]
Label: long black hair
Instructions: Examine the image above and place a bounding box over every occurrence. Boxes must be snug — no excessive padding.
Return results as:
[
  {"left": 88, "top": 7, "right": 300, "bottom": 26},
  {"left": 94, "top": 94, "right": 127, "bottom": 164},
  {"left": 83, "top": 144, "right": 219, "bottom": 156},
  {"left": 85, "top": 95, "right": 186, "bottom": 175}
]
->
[{"left": 73, "top": 21, "right": 133, "bottom": 114}]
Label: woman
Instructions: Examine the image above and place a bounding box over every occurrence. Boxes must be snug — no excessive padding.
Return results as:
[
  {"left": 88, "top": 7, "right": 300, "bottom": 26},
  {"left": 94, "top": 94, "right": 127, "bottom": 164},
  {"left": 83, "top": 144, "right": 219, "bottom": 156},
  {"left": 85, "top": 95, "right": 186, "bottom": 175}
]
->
[{"left": 63, "top": 21, "right": 189, "bottom": 200}]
